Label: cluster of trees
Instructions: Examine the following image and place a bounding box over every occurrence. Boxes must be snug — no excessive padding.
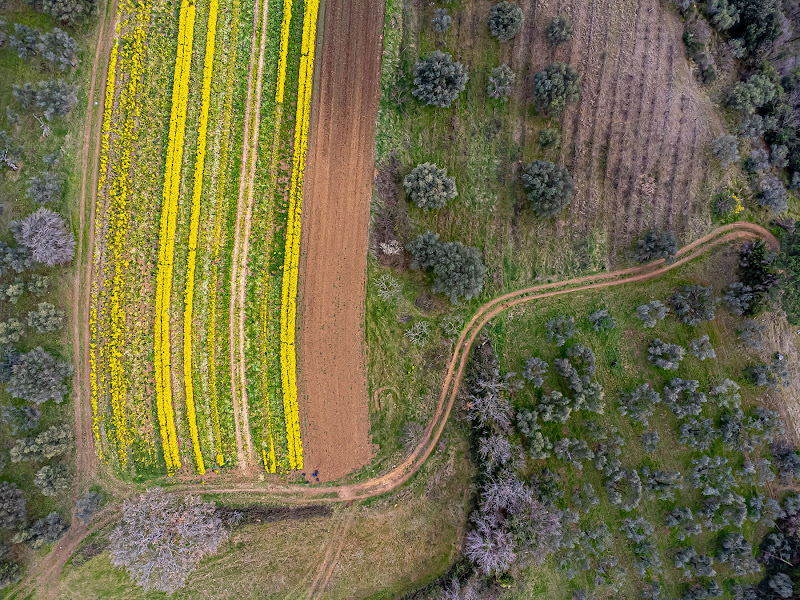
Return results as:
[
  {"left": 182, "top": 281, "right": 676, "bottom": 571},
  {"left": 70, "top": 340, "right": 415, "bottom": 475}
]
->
[
  {"left": 406, "top": 231, "right": 485, "bottom": 302},
  {"left": 462, "top": 338, "right": 563, "bottom": 578},
  {"left": 0, "top": 1, "right": 96, "bottom": 589},
  {"left": 684, "top": 0, "right": 800, "bottom": 218}
]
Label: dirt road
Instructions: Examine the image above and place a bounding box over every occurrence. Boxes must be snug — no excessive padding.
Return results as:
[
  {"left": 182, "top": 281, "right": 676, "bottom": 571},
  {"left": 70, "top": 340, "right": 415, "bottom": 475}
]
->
[
  {"left": 296, "top": 0, "right": 385, "bottom": 482},
  {"left": 37, "top": 222, "right": 775, "bottom": 596}
]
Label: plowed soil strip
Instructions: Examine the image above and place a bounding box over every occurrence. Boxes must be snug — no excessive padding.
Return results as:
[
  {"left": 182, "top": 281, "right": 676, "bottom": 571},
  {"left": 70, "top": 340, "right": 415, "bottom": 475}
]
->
[{"left": 296, "top": 0, "right": 385, "bottom": 482}]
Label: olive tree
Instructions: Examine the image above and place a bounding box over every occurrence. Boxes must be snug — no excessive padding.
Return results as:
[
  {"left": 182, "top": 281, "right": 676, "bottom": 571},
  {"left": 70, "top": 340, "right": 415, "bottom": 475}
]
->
[
  {"left": 109, "top": 488, "right": 232, "bottom": 594},
  {"left": 9, "top": 24, "right": 39, "bottom": 58},
  {"left": 533, "top": 63, "right": 580, "bottom": 116},
  {"left": 669, "top": 284, "right": 716, "bottom": 325},
  {"left": 545, "top": 15, "right": 573, "bottom": 45},
  {"left": 37, "top": 28, "right": 78, "bottom": 70},
  {"left": 14, "top": 512, "right": 68, "bottom": 547},
  {"left": 33, "top": 464, "right": 71, "bottom": 496},
  {"left": 538, "top": 128, "right": 560, "bottom": 148},
  {"left": 521, "top": 160, "right": 575, "bottom": 217},
  {"left": 711, "top": 134, "right": 740, "bottom": 167},
  {"left": 27, "top": 302, "right": 66, "bottom": 333},
  {"left": 76, "top": 490, "right": 103, "bottom": 523},
  {"left": 729, "top": 0, "right": 783, "bottom": 54},
  {"left": 432, "top": 8, "right": 451, "bottom": 32},
  {"left": 0, "top": 319, "right": 24, "bottom": 345},
  {"left": 431, "top": 242, "right": 486, "bottom": 302},
  {"left": 403, "top": 163, "right": 457, "bottom": 210},
  {"left": 412, "top": 51, "right": 468, "bottom": 108},
  {"left": 545, "top": 316, "right": 575, "bottom": 346},
  {"left": 0, "top": 483, "right": 26, "bottom": 530},
  {"left": 1, "top": 404, "right": 41, "bottom": 434},
  {"left": 24, "top": 0, "right": 97, "bottom": 25},
  {"left": 26, "top": 172, "right": 63, "bottom": 204},
  {"left": 0, "top": 561, "right": 21, "bottom": 589},
  {"left": 635, "top": 229, "right": 678, "bottom": 263},
  {"left": 487, "top": 2, "right": 523, "bottom": 42},
  {"left": 10, "top": 423, "right": 73, "bottom": 462},
  {"left": 406, "top": 232, "right": 485, "bottom": 302},
  {"left": 708, "top": 0, "right": 739, "bottom": 30},
  {"left": 487, "top": 64, "right": 515, "bottom": 101},
  {"left": 5, "top": 347, "right": 73, "bottom": 404},
  {"left": 12, "top": 79, "right": 78, "bottom": 119},
  {"left": 635, "top": 300, "right": 669, "bottom": 327},
  {"left": 648, "top": 339, "right": 686, "bottom": 370},
  {"left": 758, "top": 175, "right": 788, "bottom": 213},
  {"left": 727, "top": 74, "right": 778, "bottom": 114},
  {"left": 689, "top": 335, "right": 716, "bottom": 360}
]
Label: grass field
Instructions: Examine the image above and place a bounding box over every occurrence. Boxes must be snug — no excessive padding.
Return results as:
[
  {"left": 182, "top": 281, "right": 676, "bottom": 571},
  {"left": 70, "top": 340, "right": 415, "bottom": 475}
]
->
[{"left": 56, "top": 423, "right": 473, "bottom": 599}]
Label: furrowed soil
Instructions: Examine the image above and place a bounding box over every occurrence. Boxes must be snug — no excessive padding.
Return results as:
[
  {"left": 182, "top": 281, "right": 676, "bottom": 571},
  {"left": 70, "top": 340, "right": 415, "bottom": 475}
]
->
[
  {"left": 552, "top": 0, "right": 719, "bottom": 259},
  {"left": 296, "top": 0, "right": 385, "bottom": 481}
]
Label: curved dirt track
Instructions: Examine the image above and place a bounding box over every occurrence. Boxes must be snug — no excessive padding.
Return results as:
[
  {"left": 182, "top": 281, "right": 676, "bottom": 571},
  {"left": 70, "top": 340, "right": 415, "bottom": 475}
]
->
[
  {"left": 201, "top": 221, "right": 778, "bottom": 502},
  {"left": 296, "top": 0, "right": 385, "bottom": 482},
  {"left": 33, "top": 222, "right": 775, "bottom": 596}
]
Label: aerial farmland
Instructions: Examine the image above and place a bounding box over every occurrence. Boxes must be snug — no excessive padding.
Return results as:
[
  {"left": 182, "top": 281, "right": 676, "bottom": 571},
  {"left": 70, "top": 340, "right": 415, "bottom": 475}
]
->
[{"left": 2, "top": 0, "right": 800, "bottom": 598}]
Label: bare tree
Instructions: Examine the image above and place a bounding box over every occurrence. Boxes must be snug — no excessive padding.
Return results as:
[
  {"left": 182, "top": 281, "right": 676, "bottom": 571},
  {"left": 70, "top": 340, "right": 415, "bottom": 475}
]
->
[
  {"left": 13, "top": 208, "right": 75, "bottom": 266},
  {"left": 405, "top": 321, "right": 431, "bottom": 346},
  {"left": 374, "top": 273, "right": 401, "bottom": 302},
  {"left": 109, "top": 488, "right": 231, "bottom": 594}
]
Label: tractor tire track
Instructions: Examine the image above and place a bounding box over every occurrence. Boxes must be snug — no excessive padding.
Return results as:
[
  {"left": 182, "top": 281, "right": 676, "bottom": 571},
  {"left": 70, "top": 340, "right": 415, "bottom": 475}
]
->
[
  {"left": 622, "top": 13, "right": 663, "bottom": 239},
  {"left": 604, "top": 0, "right": 643, "bottom": 259},
  {"left": 235, "top": 0, "right": 272, "bottom": 469},
  {"left": 307, "top": 507, "right": 354, "bottom": 600},
  {"left": 312, "top": 509, "right": 355, "bottom": 600},
  {"left": 228, "top": 0, "right": 267, "bottom": 470},
  {"left": 612, "top": 0, "right": 654, "bottom": 247}
]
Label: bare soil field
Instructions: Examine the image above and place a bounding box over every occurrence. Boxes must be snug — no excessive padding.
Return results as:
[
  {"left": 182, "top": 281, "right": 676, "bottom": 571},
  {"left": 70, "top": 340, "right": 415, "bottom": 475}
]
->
[
  {"left": 511, "top": 0, "right": 720, "bottom": 262},
  {"left": 296, "top": 0, "right": 386, "bottom": 481}
]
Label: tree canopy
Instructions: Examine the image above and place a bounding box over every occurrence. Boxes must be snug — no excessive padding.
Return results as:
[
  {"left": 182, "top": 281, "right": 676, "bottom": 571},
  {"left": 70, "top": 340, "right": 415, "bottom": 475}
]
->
[
  {"left": 521, "top": 160, "right": 575, "bottom": 217},
  {"left": 412, "top": 51, "right": 469, "bottom": 108}
]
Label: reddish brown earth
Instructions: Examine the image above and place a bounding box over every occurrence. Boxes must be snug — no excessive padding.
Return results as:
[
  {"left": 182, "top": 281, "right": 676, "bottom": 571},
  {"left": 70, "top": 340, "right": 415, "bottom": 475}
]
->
[{"left": 296, "top": 0, "right": 386, "bottom": 482}]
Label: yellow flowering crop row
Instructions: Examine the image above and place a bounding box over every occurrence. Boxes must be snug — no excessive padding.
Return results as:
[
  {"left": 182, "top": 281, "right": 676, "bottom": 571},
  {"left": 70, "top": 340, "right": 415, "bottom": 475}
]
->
[
  {"left": 259, "top": 0, "right": 293, "bottom": 474},
  {"left": 279, "top": 0, "right": 320, "bottom": 471},
  {"left": 154, "top": 0, "right": 197, "bottom": 474},
  {"left": 90, "top": 38, "right": 119, "bottom": 461},
  {"left": 102, "top": 0, "right": 152, "bottom": 467},
  {"left": 274, "top": 0, "right": 293, "bottom": 104},
  {"left": 182, "top": 0, "right": 220, "bottom": 477},
  {"left": 96, "top": 40, "right": 118, "bottom": 198}
]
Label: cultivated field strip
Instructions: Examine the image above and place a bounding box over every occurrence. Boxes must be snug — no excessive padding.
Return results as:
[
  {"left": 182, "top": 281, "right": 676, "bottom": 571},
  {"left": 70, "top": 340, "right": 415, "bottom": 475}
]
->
[
  {"left": 90, "top": 0, "right": 322, "bottom": 478},
  {"left": 515, "top": 0, "right": 721, "bottom": 263}
]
